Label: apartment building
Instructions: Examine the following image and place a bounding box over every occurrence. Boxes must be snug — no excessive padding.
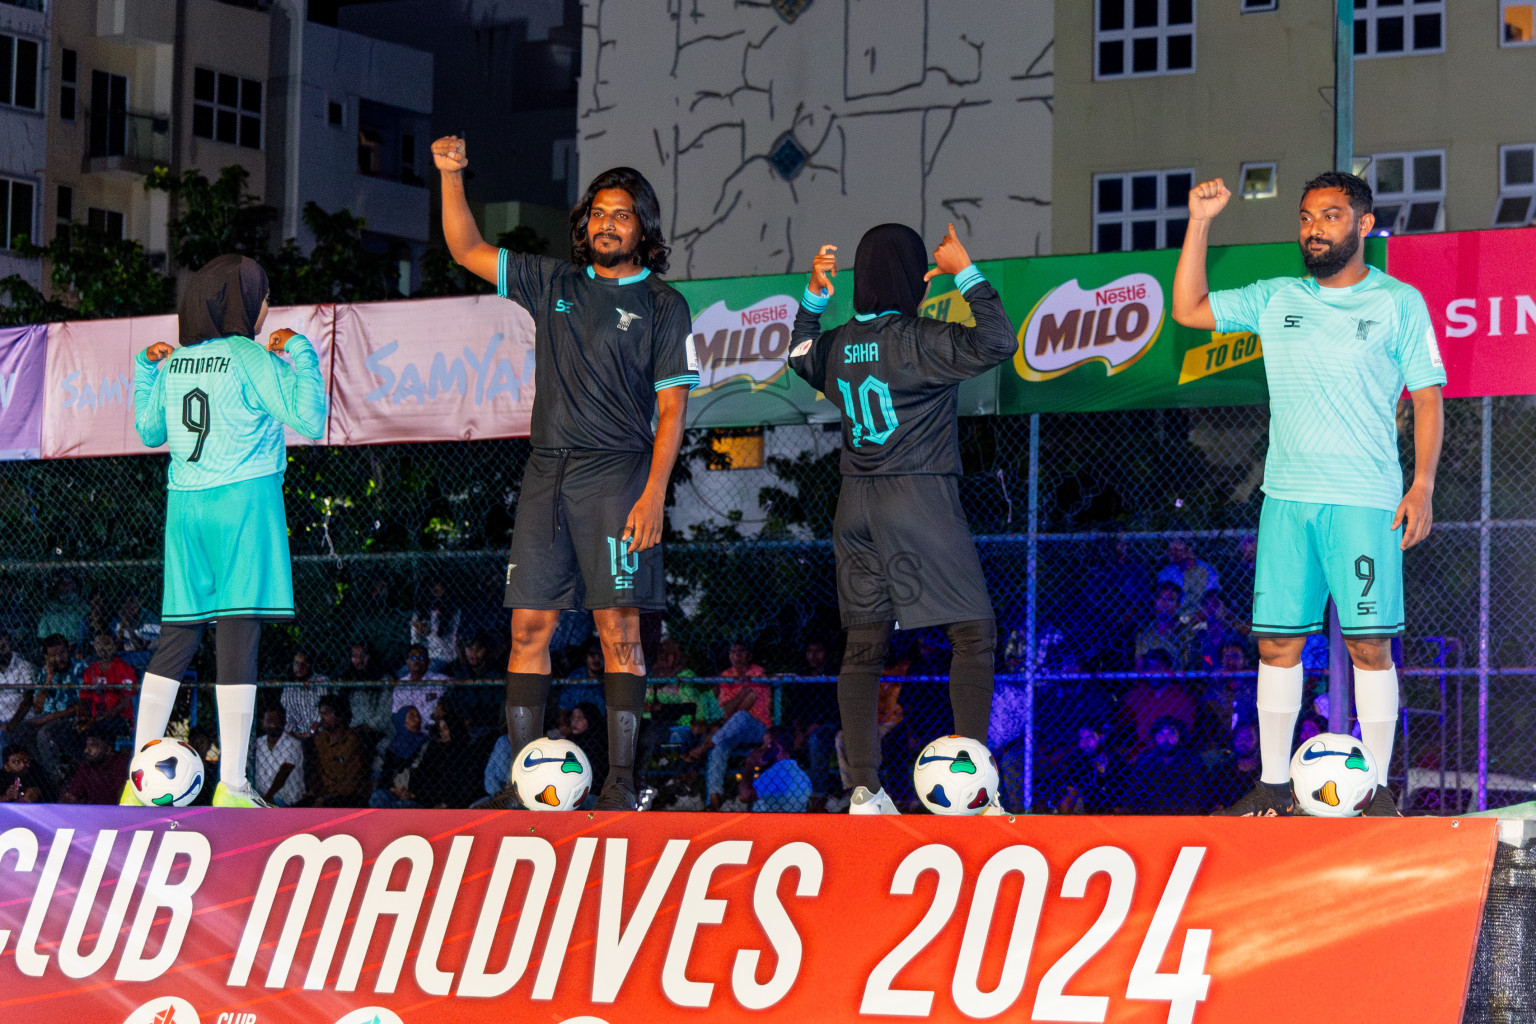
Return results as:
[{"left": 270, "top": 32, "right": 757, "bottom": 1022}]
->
[
  {"left": 1053, "top": 0, "right": 1536, "bottom": 253},
  {"left": 0, "top": 0, "right": 48, "bottom": 287}
]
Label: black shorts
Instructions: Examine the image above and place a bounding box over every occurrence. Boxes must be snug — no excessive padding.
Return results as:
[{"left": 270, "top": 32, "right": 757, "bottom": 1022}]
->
[
  {"left": 504, "top": 448, "right": 664, "bottom": 612},
  {"left": 834, "top": 475, "right": 993, "bottom": 630}
]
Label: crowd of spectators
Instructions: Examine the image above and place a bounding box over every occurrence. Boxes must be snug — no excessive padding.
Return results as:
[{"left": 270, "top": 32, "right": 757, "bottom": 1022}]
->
[{"left": 0, "top": 539, "right": 1325, "bottom": 814}]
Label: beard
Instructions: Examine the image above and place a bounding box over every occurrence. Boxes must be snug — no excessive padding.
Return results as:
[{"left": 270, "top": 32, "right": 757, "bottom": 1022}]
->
[
  {"left": 1300, "top": 230, "right": 1360, "bottom": 278},
  {"left": 592, "top": 233, "right": 640, "bottom": 268}
]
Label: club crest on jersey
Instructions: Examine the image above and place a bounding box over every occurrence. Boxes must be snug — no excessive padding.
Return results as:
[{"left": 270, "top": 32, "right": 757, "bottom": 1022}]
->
[
  {"left": 615, "top": 308, "right": 643, "bottom": 331},
  {"left": 1355, "top": 318, "right": 1379, "bottom": 341},
  {"left": 1014, "top": 273, "right": 1164, "bottom": 382}
]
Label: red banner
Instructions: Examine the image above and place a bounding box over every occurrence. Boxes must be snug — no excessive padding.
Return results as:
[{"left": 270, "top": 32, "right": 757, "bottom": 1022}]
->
[
  {"left": 1388, "top": 227, "right": 1536, "bottom": 398},
  {"left": 0, "top": 807, "right": 1495, "bottom": 1024}
]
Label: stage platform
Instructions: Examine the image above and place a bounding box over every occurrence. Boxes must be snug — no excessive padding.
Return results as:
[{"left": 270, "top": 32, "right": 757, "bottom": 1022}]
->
[{"left": 0, "top": 806, "right": 1515, "bottom": 1023}]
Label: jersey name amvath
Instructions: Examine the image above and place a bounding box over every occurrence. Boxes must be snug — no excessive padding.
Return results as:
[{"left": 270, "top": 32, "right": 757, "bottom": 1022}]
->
[
  {"left": 1208, "top": 266, "right": 1445, "bottom": 512},
  {"left": 498, "top": 250, "right": 698, "bottom": 452}
]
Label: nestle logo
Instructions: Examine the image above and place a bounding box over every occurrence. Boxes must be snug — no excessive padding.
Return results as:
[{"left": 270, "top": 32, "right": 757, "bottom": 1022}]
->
[
  {"left": 1094, "top": 283, "right": 1147, "bottom": 306},
  {"left": 741, "top": 305, "right": 787, "bottom": 325}
]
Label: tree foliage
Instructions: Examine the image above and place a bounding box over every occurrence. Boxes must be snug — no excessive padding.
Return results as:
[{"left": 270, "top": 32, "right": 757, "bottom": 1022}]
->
[
  {"left": 145, "top": 165, "right": 277, "bottom": 271},
  {"left": 0, "top": 227, "right": 175, "bottom": 326}
]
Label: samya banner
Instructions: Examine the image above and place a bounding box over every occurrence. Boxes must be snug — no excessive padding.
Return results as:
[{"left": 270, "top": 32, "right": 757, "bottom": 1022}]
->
[{"left": 0, "top": 806, "right": 1495, "bottom": 1024}]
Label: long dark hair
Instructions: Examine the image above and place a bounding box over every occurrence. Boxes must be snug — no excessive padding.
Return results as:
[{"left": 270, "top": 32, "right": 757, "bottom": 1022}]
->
[{"left": 569, "top": 167, "right": 671, "bottom": 274}]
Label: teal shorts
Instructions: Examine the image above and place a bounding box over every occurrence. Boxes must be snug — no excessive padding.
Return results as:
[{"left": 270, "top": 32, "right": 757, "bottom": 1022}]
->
[
  {"left": 1252, "top": 497, "right": 1404, "bottom": 639},
  {"left": 162, "top": 473, "right": 295, "bottom": 623}
]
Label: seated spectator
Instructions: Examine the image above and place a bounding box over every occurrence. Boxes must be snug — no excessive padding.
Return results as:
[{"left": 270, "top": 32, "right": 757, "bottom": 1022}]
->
[
  {"left": 799, "top": 639, "right": 831, "bottom": 677},
  {"left": 80, "top": 630, "right": 136, "bottom": 740},
  {"left": 402, "top": 700, "right": 483, "bottom": 809},
  {"left": 24, "top": 635, "right": 86, "bottom": 795},
  {"left": 0, "top": 745, "right": 44, "bottom": 803},
  {"left": 1121, "top": 650, "right": 1196, "bottom": 760},
  {"left": 562, "top": 701, "right": 609, "bottom": 792},
  {"left": 110, "top": 593, "right": 160, "bottom": 654},
  {"left": 371, "top": 705, "right": 430, "bottom": 808},
  {"left": 0, "top": 632, "right": 35, "bottom": 745},
  {"left": 744, "top": 727, "right": 811, "bottom": 813},
  {"left": 440, "top": 632, "right": 503, "bottom": 734},
  {"left": 394, "top": 644, "right": 448, "bottom": 722},
  {"left": 36, "top": 572, "right": 88, "bottom": 646},
  {"left": 1185, "top": 589, "right": 1249, "bottom": 671},
  {"left": 720, "top": 641, "right": 771, "bottom": 726},
  {"left": 281, "top": 649, "right": 330, "bottom": 740},
  {"left": 1051, "top": 724, "right": 1112, "bottom": 814},
  {"left": 335, "top": 640, "right": 393, "bottom": 743},
  {"left": 254, "top": 707, "right": 306, "bottom": 807},
  {"left": 444, "top": 632, "right": 498, "bottom": 680},
  {"left": 566, "top": 640, "right": 605, "bottom": 679},
  {"left": 1118, "top": 716, "right": 1203, "bottom": 814},
  {"left": 1209, "top": 720, "right": 1262, "bottom": 810},
  {"left": 337, "top": 641, "right": 386, "bottom": 682},
  {"left": 410, "top": 580, "right": 461, "bottom": 673},
  {"left": 310, "top": 697, "right": 370, "bottom": 807},
  {"left": 482, "top": 733, "right": 514, "bottom": 800},
  {"left": 649, "top": 639, "right": 718, "bottom": 743},
  {"left": 60, "top": 729, "right": 131, "bottom": 804},
  {"left": 554, "top": 640, "right": 607, "bottom": 714},
  {"left": 1134, "top": 583, "right": 1186, "bottom": 671},
  {"left": 686, "top": 643, "right": 770, "bottom": 811},
  {"left": 1158, "top": 540, "right": 1220, "bottom": 620}
]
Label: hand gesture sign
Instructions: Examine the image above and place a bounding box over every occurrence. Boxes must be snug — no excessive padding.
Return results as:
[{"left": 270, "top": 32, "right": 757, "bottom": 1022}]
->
[
  {"left": 923, "top": 223, "right": 972, "bottom": 282},
  {"left": 809, "top": 244, "right": 838, "bottom": 297},
  {"left": 432, "top": 135, "right": 468, "bottom": 174},
  {"left": 144, "top": 343, "right": 174, "bottom": 362},
  {"left": 267, "top": 327, "right": 298, "bottom": 353},
  {"left": 1188, "top": 178, "right": 1232, "bottom": 222}
]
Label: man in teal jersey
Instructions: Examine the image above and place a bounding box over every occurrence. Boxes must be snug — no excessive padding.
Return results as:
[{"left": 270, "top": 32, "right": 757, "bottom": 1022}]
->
[
  {"left": 124, "top": 254, "right": 326, "bottom": 808},
  {"left": 1173, "top": 171, "right": 1445, "bottom": 817}
]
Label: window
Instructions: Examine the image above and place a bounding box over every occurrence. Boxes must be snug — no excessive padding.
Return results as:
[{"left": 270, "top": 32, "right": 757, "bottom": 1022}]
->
[
  {"left": 1, "top": 33, "right": 41, "bottom": 110},
  {"left": 1505, "top": 2, "right": 1536, "bottom": 46},
  {"left": 55, "top": 184, "right": 71, "bottom": 243},
  {"left": 707, "top": 428, "right": 766, "bottom": 470},
  {"left": 1495, "top": 144, "right": 1536, "bottom": 227},
  {"left": 2, "top": 178, "right": 35, "bottom": 250},
  {"left": 1354, "top": 0, "right": 1444, "bottom": 58},
  {"left": 59, "top": 48, "right": 76, "bottom": 121},
  {"left": 1365, "top": 150, "right": 1444, "bottom": 234},
  {"left": 86, "top": 207, "right": 124, "bottom": 240},
  {"left": 552, "top": 138, "right": 575, "bottom": 182},
  {"left": 400, "top": 132, "right": 419, "bottom": 185},
  {"left": 88, "top": 71, "right": 128, "bottom": 157},
  {"left": 1093, "top": 169, "right": 1193, "bottom": 251},
  {"left": 1095, "top": 0, "right": 1196, "bottom": 79},
  {"left": 1239, "top": 161, "right": 1278, "bottom": 199},
  {"left": 327, "top": 99, "right": 343, "bottom": 126},
  {"left": 357, "top": 127, "right": 382, "bottom": 175},
  {"left": 1242, "top": 0, "right": 1278, "bottom": 10},
  {"left": 192, "top": 67, "right": 262, "bottom": 148}
]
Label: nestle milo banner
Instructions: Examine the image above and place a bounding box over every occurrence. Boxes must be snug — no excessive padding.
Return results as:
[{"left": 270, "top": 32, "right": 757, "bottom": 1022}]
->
[
  {"left": 996, "top": 240, "right": 1387, "bottom": 413},
  {"left": 671, "top": 272, "right": 1000, "bottom": 428}
]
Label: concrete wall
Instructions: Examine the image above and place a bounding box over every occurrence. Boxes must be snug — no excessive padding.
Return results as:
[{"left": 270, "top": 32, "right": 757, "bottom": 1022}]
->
[{"left": 577, "top": 0, "right": 1055, "bottom": 280}]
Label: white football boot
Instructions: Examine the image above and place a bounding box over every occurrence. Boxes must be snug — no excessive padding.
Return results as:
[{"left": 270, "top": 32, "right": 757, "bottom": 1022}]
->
[{"left": 849, "top": 786, "right": 901, "bottom": 815}]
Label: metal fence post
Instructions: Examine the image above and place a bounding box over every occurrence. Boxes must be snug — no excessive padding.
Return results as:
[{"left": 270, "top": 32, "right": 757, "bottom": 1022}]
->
[
  {"left": 1023, "top": 412, "right": 1040, "bottom": 811},
  {"left": 1478, "top": 395, "right": 1492, "bottom": 811}
]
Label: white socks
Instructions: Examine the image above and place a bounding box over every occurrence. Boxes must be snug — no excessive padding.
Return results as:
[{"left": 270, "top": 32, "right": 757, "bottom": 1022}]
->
[
  {"left": 133, "top": 673, "right": 182, "bottom": 752},
  {"left": 215, "top": 684, "right": 258, "bottom": 789},
  {"left": 1256, "top": 661, "right": 1304, "bottom": 784},
  {"left": 1353, "top": 667, "right": 1400, "bottom": 787}
]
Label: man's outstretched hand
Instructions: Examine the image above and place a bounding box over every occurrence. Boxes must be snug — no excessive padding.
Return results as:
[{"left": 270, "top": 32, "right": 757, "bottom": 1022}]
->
[
  {"left": 432, "top": 135, "right": 468, "bottom": 174},
  {"left": 809, "top": 244, "right": 838, "bottom": 297},
  {"left": 1188, "top": 178, "right": 1232, "bottom": 222},
  {"left": 924, "top": 223, "right": 972, "bottom": 282}
]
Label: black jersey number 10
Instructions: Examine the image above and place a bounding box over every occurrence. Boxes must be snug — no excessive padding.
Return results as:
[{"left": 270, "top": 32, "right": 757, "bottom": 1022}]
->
[{"left": 181, "top": 388, "right": 211, "bottom": 462}]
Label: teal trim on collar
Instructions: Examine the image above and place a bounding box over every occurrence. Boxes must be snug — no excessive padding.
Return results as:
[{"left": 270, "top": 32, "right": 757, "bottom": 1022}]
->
[
  {"left": 586, "top": 265, "right": 652, "bottom": 285},
  {"left": 853, "top": 310, "right": 901, "bottom": 322}
]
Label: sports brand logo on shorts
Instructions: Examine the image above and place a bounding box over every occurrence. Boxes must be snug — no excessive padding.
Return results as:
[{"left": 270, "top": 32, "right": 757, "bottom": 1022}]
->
[
  {"left": 1354, "top": 318, "right": 1379, "bottom": 341},
  {"left": 606, "top": 537, "right": 639, "bottom": 590},
  {"left": 615, "top": 308, "right": 643, "bottom": 331}
]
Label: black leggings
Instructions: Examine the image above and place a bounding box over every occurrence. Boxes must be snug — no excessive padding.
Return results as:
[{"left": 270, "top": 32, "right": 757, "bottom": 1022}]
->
[
  {"left": 145, "top": 618, "right": 262, "bottom": 684},
  {"left": 837, "top": 619, "right": 996, "bottom": 793}
]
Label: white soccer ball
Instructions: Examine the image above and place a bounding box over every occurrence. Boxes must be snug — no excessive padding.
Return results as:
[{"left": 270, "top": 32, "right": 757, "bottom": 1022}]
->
[
  {"left": 913, "top": 734, "right": 1000, "bottom": 815},
  {"left": 1290, "top": 733, "right": 1378, "bottom": 817},
  {"left": 128, "top": 737, "right": 206, "bottom": 807},
  {"left": 513, "top": 738, "right": 593, "bottom": 811}
]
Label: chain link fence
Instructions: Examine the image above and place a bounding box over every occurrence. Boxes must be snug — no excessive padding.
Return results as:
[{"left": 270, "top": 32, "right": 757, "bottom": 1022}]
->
[{"left": 0, "top": 397, "right": 1531, "bottom": 814}]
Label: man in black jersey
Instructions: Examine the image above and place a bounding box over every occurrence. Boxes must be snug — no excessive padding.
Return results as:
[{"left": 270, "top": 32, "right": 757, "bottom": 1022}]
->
[
  {"left": 434, "top": 135, "right": 698, "bottom": 810},
  {"left": 789, "top": 223, "right": 1017, "bottom": 814}
]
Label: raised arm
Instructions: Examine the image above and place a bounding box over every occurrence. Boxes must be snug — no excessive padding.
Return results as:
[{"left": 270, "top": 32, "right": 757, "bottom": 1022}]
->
[
  {"left": 1171, "top": 178, "right": 1232, "bottom": 331},
  {"left": 433, "top": 136, "right": 500, "bottom": 286},
  {"left": 919, "top": 224, "right": 1018, "bottom": 380},
  {"left": 133, "top": 343, "right": 174, "bottom": 448},
  {"left": 788, "top": 244, "right": 837, "bottom": 392},
  {"left": 238, "top": 329, "right": 327, "bottom": 439}
]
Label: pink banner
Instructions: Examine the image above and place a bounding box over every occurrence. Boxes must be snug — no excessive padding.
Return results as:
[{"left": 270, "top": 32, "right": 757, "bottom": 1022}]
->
[
  {"left": 1388, "top": 227, "right": 1536, "bottom": 398},
  {"left": 40, "top": 307, "right": 334, "bottom": 459},
  {"left": 327, "top": 295, "right": 536, "bottom": 446}
]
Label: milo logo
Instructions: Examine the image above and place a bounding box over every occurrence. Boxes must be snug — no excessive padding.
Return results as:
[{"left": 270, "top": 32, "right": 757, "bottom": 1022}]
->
[
  {"left": 1014, "top": 273, "right": 1164, "bottom": 382},
  {"left": 688, "top": 295, "right": 797, "bottom": 392}
]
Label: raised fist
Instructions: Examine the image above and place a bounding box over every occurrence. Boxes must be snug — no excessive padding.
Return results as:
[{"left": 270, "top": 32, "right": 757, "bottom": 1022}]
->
[
  {"left": 268, "top": 328, "right": 297, "bottom": 353},
  {"left": 432, "top": 135, "right": 468, "bottom": 174},
  {"left": 1188, "top": 178, "right": 1233, "bottom": 222},
  {"left": 145, "top": 343, "right": 174, "bottom": 362}
]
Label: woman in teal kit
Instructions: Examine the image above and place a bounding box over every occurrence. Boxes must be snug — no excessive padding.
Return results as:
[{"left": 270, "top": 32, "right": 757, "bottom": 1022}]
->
[{"left": 122, "top": 254, "right": 326, "bottom": 807}]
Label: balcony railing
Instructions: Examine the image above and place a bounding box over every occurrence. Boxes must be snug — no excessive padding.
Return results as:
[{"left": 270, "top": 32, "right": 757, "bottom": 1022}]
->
[{"left": 85, "top": 110, "right": 170, "bottom": 175}]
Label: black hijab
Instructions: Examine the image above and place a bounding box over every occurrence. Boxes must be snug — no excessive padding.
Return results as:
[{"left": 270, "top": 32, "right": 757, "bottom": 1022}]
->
[
  {"left": 178, "top": 254, "right": 268, "bottom": 347},
  {"left": 852, "top": 223, "right": 928, "bottom": 318}
]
